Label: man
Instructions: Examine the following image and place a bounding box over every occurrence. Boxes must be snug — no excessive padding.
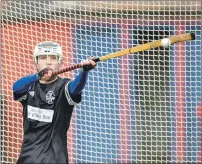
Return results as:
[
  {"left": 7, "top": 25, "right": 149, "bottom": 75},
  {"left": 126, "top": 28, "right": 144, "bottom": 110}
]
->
[{"left": 12, "top": 41, "right": 96, "bottom": 164}]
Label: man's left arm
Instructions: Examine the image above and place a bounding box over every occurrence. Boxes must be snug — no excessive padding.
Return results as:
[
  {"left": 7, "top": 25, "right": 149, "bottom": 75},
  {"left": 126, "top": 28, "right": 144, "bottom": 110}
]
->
[{"left": 64, "top": 58, "right": 96, "bottom": 105}]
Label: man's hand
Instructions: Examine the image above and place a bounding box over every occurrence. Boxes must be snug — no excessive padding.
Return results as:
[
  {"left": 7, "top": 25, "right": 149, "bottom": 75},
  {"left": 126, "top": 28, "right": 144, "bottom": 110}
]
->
[
  {"left": 37, "top": 68, "right": 55, "bottom": 81},
  {"left": 81, "top": 57, "right": 97, "bottom": 71}
]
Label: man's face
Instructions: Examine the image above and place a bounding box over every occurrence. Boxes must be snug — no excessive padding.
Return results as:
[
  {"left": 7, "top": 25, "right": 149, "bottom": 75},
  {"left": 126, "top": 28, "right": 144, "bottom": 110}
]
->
[{"left": 36, "top": 54, "right": 61, "bottom": 72}]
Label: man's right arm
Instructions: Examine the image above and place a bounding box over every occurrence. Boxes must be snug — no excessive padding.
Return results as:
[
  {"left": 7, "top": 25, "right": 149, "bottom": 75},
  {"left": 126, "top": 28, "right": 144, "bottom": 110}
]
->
[{"left": 12, "top": 74, "right": 38, "bottom": 101}]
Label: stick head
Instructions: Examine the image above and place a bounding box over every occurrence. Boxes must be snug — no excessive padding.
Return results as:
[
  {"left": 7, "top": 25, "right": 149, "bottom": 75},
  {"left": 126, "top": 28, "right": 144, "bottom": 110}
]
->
[{"left": 190, "top": 32, "right": 195, "bottom": 40}]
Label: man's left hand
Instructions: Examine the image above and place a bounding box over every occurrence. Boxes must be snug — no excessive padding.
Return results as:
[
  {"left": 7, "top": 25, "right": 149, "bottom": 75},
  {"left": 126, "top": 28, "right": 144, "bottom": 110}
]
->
[{"left": 81, "top": 57, "right": 97, "bottom": 71}]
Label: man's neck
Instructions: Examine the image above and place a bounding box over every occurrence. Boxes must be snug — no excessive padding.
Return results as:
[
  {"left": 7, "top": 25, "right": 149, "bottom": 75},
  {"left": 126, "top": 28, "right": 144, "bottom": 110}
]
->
[{"left": 39, "top": 76, "right": 58, "bottom": 84}]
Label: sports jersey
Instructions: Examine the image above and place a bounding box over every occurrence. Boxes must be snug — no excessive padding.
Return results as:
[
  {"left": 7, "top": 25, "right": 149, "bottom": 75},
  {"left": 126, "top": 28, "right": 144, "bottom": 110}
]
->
[{"left": 15, "top": 77, "right": 81, "bottom": 164}]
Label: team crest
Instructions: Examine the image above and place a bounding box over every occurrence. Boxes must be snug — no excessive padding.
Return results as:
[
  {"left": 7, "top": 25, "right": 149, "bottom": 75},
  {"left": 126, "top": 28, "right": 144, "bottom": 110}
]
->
[
  {"left": 29, "top": 91, "right": 35, "bottom": 97},
  {"left": 46, "top": 91, "right": 55, "bottom": 104}
]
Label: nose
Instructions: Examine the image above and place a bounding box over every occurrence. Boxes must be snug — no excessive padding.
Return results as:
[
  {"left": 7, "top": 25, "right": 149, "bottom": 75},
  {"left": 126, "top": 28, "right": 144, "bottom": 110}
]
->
[{"left": 46, "top": 56, "right": 52, "bottom": 65}]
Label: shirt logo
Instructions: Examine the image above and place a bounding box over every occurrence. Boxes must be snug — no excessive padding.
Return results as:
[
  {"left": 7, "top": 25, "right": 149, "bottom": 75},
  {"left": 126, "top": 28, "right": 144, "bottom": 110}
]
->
[
  {"left": 27, "top": 105, "right": 54, "bottom": 123},
  {"left": 29, "top": 91, "right": 35, "bottom": 97},
  {"left": 46, "top": 91, "right": 55, "bottom": 104},
  {"left": 18, "top": 95, "right": 27, "bottom": 102}
]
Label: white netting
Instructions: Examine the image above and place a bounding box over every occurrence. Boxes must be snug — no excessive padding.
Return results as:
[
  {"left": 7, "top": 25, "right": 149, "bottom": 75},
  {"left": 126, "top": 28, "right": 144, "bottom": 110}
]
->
[{"left": 1, "top": 1, "right": 201, "bottom": 163}]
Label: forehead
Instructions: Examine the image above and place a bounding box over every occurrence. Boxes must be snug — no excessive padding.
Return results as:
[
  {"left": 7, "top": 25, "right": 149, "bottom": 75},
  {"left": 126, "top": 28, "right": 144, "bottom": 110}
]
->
[{"left": 38, "top": 54, "right": 58, "bottom": 57}]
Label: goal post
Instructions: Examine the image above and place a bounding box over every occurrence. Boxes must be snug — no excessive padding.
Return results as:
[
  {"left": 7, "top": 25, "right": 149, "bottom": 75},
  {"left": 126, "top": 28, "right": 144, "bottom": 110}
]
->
[{"left": 1, "top": 1, "right": 201, "bottom": 163}]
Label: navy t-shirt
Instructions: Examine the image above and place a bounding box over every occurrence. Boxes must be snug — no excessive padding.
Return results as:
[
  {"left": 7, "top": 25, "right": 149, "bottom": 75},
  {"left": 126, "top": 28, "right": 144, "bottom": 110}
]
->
[{"left": 15, "top": 77, "right": 81, "bottom": 164}]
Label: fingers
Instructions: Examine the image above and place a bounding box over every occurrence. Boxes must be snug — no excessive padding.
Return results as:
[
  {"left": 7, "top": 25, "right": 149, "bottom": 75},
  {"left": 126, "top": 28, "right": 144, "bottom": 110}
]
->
[
  {"left": 81, "top": 57, "right": 96, "bottom": 67},
  {"left": 81, "top": 57, "right": 97, "bottom": 71},
  {"left": 38, "top": 67, "right": 54, "bottom": 81},
  {"left": 88, "top": 59, "right": 96, "bottom": 67},
  {"left": 45, "top": 69, "right": 53, "bottom": 77}
]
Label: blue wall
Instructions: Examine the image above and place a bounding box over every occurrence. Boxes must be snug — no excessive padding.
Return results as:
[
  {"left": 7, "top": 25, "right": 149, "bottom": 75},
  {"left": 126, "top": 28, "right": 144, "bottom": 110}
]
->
[
  {"left": 71, "top": 24, "right": 201, "bottom": 163},
  {"left": 185, "top": 26, "right": 201, "bottom": 162},
  {"left": 73, "top": 24, "right": 122, "bottom": 163}
]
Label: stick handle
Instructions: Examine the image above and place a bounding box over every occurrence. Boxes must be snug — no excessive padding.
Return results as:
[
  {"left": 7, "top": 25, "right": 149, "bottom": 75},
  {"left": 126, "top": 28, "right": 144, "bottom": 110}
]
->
[
  {"left": 54, "top": 63, "right": 82, "bottom": 76},
  {"left": 53, "top": 58, "right": 100, "bottom": 76}
]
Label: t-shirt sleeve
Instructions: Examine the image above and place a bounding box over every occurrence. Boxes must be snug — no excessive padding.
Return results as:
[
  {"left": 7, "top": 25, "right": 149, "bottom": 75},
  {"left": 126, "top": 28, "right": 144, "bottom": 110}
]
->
[
  {"left": 13, "top": 91, "right": 28, "bottom": 103},
  {"left": 64, "top": 81, "right": 82, "bottom": 105},
  {"left": 12, "top": 74, "right": 37, "bottom": 103}
]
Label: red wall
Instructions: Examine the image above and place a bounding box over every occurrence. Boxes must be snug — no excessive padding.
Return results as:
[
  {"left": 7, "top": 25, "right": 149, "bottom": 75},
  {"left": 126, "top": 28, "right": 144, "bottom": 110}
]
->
[{"left": 1, "top": 21, "right": 74, "bottom": 162}]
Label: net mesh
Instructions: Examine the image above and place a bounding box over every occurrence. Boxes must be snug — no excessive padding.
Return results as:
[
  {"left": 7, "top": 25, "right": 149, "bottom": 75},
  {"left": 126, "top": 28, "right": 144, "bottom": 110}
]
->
[{"left": 1, "top": 1, "right": 201, "bottom": 163}]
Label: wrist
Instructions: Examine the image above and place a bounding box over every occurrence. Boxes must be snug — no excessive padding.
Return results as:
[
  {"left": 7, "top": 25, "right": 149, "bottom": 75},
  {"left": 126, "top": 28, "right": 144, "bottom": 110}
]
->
[
  {"left": 80, "top": 67, "right": 89, "bottom": 72},
  {"left": 36, "top": 73, "right": 40, "bottom": 80}
]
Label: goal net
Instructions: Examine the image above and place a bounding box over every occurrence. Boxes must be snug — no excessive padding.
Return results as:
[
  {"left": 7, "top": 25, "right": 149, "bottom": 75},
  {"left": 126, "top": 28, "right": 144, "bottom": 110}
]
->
[{"left": 1, "top": 1, "right": 201, "bottom": 163}]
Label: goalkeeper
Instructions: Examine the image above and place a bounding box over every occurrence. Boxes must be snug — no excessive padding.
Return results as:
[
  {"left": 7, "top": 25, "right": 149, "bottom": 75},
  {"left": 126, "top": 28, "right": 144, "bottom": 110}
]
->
[{"left": 12, "top": 41, "right": 96, "bottom": 164}]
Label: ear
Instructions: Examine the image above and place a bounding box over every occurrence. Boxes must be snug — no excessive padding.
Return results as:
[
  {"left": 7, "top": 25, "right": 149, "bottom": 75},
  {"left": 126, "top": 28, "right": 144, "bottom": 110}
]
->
[
  {"left": 33, "top": 60, "right": 39, "bottom": 72},
  {"left": 59, "top": 59, "right": 63, "bottom": 67},
  {"left": 35, "top": 64, "right": 39, "bottom": 72}
]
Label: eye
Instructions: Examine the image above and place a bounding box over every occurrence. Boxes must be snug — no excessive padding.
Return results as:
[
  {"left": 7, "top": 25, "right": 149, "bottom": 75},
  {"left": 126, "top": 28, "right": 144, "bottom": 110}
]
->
[
  {"left": 51, "top": 56, "right": 57, "bottom": 60},
  {"left": 39, "top": 56, "right": 47, "bottom": 59}
]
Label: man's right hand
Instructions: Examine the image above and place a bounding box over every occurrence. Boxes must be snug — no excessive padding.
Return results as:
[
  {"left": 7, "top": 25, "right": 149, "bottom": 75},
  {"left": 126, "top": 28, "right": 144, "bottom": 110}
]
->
[{"left": 37, "top": 68, "right": 55, "bottom": 81}]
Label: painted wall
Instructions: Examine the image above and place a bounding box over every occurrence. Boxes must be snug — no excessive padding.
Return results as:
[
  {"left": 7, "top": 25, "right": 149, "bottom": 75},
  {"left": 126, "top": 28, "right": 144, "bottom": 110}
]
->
[
  {"left": 1, "top": 21, "right": 74, "bottom": 162},
  {"left": 1, "top": 20, "right": 201, "bottom": 163}
]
